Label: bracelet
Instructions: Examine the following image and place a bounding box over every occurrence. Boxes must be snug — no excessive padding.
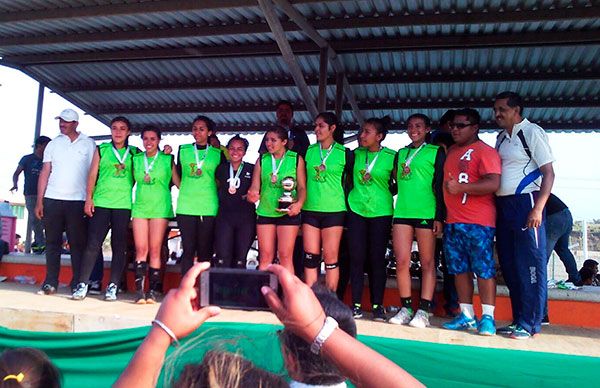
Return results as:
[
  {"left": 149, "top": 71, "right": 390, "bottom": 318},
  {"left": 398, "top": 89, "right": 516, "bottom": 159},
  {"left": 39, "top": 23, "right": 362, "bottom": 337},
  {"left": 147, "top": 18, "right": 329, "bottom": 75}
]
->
[
  {"left": 152, "top": 319, "right": 180, "bottom": 347},
  {"left": 310, "top": 316, "right": 338, "bottom": 355}
]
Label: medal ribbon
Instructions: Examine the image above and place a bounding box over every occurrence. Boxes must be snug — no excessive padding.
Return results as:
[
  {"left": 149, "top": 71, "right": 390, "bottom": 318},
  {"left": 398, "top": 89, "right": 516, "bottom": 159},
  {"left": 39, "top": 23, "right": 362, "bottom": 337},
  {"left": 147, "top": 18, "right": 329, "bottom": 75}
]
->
[
  {"left": 271, "top": 152, "right": 286, "bottom": 177},
  {"left": 143, "top": 152, "right": 159, "bottom": 175},
  {"left": 228, "top": 162, "right": 244, "bottom": 189},
  {"left": 319, "top": 143, "right": 334, "bottom": 167},
  {"left": 193, "top": 144, "right": 211, "bottom": 171},
  {"left": 112, "top": 144, "right": 130, "bottom": 165},
  {"left": 364, "top": 147, "right": 382, "bottom": 175},
  {"left": 403, "top": 142, "right": 426, "bottom": 168}
]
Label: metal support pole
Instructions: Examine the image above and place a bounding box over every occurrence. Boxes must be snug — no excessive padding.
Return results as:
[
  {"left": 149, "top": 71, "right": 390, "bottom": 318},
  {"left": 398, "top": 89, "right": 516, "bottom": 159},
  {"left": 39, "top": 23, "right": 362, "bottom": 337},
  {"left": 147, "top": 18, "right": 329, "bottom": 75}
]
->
[
  {"left": 34, "top": 83, "right": 44, "bottom": 141},
  {"left": 258, "top": 0, "right": 318, "bottom": 118},
  {"left": 318, "top": 47, "right": 328, "bottom": 112},
  {"left": 335, "top": 72, "right": 344, "bottom": 120},
  {"left": 583, "top": 219, "right": 589, "bottom": 261}
]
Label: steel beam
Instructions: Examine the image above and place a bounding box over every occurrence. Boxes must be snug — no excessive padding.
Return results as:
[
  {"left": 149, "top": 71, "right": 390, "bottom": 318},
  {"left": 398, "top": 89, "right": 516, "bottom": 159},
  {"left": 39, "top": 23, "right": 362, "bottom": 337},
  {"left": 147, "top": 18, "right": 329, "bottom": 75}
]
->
[
  {"left": 334, "top": 73, "right": 344, "bottom": 119},
  {"left": 2, "top": 6, "right": 597, "bottom": 47},
  {"left": 258, "top": 0, "right": 318, "bottom": 118},
  {"left": 317, "top": 47, "right": 328, "bottom": 112},
  {"left": 6, "top": 30, "right": 598, "bottom": 65}
]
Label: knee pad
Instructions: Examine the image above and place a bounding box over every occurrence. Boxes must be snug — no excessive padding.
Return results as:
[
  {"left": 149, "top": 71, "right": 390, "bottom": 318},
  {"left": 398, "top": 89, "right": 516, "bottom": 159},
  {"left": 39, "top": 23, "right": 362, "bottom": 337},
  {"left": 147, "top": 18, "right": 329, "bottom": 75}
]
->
[
  {"left": 325, "top": 262, "right": 339, "bottom": 270},
  {"left": 304, "top": 252, "right": 322, "bottom": 269}
]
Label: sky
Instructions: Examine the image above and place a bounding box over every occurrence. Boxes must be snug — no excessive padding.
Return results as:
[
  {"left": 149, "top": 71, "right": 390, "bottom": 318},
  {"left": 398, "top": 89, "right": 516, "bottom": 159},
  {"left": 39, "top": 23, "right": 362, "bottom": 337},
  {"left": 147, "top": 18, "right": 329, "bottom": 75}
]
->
[{"left": 2, "top": 65, "right": 600, "bottom": 221}]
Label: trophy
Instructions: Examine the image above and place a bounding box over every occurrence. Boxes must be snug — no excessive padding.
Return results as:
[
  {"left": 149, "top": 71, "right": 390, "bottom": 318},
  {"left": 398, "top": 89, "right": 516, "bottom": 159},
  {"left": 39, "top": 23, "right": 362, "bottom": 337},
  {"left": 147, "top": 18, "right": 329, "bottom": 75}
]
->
[{"left": 277, "top": 176, "right": 296, "bottom": 212}]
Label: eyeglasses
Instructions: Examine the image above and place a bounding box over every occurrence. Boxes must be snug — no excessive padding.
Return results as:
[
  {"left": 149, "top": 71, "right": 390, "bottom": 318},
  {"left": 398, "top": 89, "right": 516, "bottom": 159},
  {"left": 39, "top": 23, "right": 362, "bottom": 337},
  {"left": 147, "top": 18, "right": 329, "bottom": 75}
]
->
[{"left": 449, "top": 122, "right": 473, "bottom": 129}]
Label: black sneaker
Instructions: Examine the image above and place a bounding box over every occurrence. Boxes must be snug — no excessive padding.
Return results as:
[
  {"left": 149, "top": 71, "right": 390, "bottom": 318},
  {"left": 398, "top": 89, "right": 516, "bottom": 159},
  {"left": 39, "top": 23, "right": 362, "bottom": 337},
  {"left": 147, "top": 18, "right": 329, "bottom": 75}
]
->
[
  {"left": 145, "top": 290, "right": 159, "bottom": 304},
  {"left": 36, "top": 284, "right": 56, "bottom": 295},
  {"left": 352, "top": 305, "right": 363, "bottom": 319},
  {"left": 88, "top": 281, "right": 102, "bottom": 295},
  {"left": 372, "top": 305, "right": 387, "bottom": 322},
  {"left": 134, "top": 290, "right": 146, "bottom": 304},
  {"left": 541, "top": 315, "right": 550, "bottom": 325}
]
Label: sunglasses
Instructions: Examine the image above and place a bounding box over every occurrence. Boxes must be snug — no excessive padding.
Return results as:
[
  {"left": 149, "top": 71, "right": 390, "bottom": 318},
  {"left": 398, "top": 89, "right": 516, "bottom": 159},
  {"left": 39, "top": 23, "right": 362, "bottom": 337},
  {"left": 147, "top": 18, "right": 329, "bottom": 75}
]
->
[{"left": 449, "top": 122, "right": 473, "bottom": 129}]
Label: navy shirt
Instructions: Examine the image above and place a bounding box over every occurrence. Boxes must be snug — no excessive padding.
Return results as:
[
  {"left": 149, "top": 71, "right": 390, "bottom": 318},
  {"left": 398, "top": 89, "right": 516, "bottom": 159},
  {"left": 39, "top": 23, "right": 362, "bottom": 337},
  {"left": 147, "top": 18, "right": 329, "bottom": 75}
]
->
[
  {"left": 215, "top": 162, "right": 255, "bottom": 217},
  {"left": 18, "top": 153, "right": 43, "bottom": 196}
]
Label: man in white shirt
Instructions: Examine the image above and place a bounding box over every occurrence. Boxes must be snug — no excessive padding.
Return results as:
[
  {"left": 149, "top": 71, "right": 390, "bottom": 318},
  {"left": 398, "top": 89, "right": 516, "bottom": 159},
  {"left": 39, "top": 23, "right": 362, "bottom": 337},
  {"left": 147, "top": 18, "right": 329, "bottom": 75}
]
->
[
  {"left": 35, "top": 109, "right": 96, "bottom": 295},
  {"left": 493, "top": 92, "right": 555, "bottom": 339}
]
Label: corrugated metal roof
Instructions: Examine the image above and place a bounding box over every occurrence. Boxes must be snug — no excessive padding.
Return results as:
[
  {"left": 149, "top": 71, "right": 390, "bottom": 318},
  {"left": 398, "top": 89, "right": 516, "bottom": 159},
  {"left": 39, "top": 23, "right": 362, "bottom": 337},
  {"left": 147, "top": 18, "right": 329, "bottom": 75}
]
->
[{"left": 0, "top": 0, "right": 598, "bottom": 133}]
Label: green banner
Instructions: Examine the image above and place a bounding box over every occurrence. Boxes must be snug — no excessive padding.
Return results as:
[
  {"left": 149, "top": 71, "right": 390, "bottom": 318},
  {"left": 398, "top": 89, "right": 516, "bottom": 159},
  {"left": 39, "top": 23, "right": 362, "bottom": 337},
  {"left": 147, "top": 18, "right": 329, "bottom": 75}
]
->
[{"left": 0, "top": 323, "right": 598, "bottom": 387}]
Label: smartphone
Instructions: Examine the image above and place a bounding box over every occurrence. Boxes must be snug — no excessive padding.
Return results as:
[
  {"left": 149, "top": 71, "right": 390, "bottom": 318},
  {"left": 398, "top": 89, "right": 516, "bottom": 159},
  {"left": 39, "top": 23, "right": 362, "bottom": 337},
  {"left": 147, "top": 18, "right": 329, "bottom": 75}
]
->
[{"left": 198, "top": 268, "right": 278, "bottom": 311}]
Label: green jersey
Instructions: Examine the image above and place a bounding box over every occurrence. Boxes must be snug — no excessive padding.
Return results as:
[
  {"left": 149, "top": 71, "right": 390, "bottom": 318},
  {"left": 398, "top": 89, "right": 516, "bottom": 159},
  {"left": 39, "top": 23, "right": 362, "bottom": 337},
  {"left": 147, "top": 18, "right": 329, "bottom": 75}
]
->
[
  {"left": 256, "top": 151, "right": 298, "bottom": 218},
  {"left": 176, "top": 144, "right": 222, "bottom": 216},
  {"left": 93, "top": 142, "right": 140, "bottom": 210},
  {"left": 394, "top": 143, "right": 440, "bottom": 219},
  {"left": 347, "top": 147, "right": 396, "bottom": 217},
  {"left": 131, "top": 151, "right": 174, "bottom": 219},
  {"left": 303, "top": 142, "right": 348, "bottom": 212}
]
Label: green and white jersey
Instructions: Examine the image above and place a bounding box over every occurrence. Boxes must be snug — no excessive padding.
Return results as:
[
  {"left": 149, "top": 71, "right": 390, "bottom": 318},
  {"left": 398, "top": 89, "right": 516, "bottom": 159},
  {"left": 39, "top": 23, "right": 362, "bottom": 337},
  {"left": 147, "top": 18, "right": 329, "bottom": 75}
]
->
[
  {"left": 176, "top": 144, "right": 222, "bottom": 216},
  {"left": 303, "top": 142, "right": 348, "bottom": 212},
  {"left": 93, "top": 142, "right": 140, "bottom": 210},
  {"left": 256, "top": 151, "right": 298, "bottom": 218},
  {"left": 131, "top": 151, "right": 174, "bottom": 219}
]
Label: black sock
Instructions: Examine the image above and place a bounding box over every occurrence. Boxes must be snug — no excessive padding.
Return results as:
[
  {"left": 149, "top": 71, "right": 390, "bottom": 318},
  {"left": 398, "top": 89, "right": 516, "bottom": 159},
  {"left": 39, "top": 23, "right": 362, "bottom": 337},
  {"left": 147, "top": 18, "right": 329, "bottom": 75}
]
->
[
  {"left": 419, "top": 298, "right": 432, "bottom": 313},
  {"left": 149, "top": 267, "right": 161, "bottom": 292},
  {"left": 401, "top": 297, "right": 412, "bottom": 309},
  {"left": 134, "top": 261, "right": 147, "bottom": 292}
]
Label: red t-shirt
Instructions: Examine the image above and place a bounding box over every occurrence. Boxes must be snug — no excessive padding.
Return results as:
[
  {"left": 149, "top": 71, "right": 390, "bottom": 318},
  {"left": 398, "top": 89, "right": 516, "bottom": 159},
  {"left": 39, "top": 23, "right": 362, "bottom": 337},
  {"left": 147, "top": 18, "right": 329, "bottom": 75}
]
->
[{"left": 443, "top": 140, "right": 501, "bottom": 227}]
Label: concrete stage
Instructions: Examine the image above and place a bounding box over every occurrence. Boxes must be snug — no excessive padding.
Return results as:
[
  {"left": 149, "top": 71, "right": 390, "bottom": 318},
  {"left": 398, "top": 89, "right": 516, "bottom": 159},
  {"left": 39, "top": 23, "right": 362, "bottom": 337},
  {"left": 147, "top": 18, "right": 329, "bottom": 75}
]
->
[{"left": 1, "top": 281, "right": 599, "bottom": 359}]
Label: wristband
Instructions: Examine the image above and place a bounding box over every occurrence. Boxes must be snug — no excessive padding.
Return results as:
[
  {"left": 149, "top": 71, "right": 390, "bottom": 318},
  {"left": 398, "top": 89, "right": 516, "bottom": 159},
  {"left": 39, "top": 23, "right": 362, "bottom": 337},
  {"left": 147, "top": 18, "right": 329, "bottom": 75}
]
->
[
  {"left": 152, "top": 319, "right": 180, "bottom": 347},
  {"left": 310, "top": 316, "right": 338, "bottom": 354}
]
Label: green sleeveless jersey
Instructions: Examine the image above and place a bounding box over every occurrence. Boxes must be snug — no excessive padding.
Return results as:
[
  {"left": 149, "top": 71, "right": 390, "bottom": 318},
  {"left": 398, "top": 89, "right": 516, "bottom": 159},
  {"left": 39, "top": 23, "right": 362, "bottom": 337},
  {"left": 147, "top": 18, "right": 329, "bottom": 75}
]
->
[
  {"left": 176, "top": 144, "right": 222, "bottom": 216},
  {"left": 93, "top": 142, "right": 140, "bottom": 210},
  {"left": 303, "top": 142, "right": 347, "bottom": 212},
  {"left": 131, "top": 152, "right": 174, "bottom": 219},
  {"left": 256, "top": 151, "right": 298, "bottom": 218},
  {"left": 394, "top": 144, "right": 439, "bottom": 219},
  {"left": 347, "top": 147, "right": 396, "bottom": 218}
]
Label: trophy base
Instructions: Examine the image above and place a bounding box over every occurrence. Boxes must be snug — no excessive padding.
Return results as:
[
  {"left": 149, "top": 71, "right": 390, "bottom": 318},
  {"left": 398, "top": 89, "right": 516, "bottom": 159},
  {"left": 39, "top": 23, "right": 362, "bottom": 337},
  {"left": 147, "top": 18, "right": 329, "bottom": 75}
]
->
[{"left": 277, "top": 200, "right": 292, "bottom": 212}]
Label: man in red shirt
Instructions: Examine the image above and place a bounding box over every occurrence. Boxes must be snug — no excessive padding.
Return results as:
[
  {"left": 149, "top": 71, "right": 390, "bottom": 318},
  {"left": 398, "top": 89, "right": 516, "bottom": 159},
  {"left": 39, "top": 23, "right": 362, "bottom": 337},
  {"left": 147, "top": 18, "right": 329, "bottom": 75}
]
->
[{"left": 441, "top": 108, "right": 502, "bottom": 336}]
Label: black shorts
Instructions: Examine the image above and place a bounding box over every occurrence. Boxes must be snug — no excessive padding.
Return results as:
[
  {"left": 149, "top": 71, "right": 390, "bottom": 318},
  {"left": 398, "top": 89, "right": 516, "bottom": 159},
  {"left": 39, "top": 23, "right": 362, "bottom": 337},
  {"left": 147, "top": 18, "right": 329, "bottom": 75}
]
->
[
  {"left": 302, "top": 210, "right": 346, "bottom": 229},
  {"left": 393, "top": 217, "right": 434, "bottom": 229},
  {"left": 257, "top": 213, "right": 302, "bottom": 226}
]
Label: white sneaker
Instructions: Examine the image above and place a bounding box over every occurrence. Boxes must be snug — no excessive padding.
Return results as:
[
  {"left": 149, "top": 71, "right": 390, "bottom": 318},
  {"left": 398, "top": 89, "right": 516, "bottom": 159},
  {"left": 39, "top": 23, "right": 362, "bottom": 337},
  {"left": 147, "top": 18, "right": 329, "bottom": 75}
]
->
[
  {"left": 408, "top": 309, "right": 430, "bottom": 328},
  {"left": 104, "top": 283, "right": 118, "bottom": 301},
  {"left": 388, "top": 307, "right": 414, "bottom": 325},
  {"left": 72, "top": 282, "right": 88, "bottom": 300}
]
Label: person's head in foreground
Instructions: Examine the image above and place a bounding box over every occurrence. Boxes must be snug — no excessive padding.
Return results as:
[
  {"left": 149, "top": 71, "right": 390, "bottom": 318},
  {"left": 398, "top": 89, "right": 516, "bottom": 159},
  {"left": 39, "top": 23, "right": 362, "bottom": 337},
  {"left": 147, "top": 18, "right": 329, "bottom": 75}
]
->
[
  {"left": 582, "top": 259, "right": 598, "bottom": 275},
  {"left": 0, "top": 348, "right": 61, "bottom": 388},
  {"left": 279, "top": 284, "right": 357, "bottom": 386},
  {"left": 174, "top": 350, "right": 287, "bottom": 388},
  {"left": 579, "top": 267, "right": 594, "bottom": 286}
]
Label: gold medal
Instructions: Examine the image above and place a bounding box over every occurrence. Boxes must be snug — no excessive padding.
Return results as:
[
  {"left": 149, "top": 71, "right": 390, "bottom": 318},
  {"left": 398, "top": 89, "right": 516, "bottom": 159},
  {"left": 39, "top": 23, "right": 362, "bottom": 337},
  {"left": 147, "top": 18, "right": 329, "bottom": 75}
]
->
[
  {"left": 228, "top": 186, "right": 237, "bottom": 195},
  {"left": 144, "top": 173, "right": 151, "bottom": 183},
  {"left": 271, "top": 173, "right": 278, "bottom": 184}
]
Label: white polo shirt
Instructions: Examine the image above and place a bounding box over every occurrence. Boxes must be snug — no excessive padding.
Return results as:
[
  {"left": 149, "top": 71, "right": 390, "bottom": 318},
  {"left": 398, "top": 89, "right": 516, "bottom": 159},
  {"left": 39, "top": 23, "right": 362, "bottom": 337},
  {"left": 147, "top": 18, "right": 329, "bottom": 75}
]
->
[
  {"left": 43, "top": 132, "right": 96, "bottom": 201},
  {"left": 495, "top": 118, "right": 555, "bottom": 196}
]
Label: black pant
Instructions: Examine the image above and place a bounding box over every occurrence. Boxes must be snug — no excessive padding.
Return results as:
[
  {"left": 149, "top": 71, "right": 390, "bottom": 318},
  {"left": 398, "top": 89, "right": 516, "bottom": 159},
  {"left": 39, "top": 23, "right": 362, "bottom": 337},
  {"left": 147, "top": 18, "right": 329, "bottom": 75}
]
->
[
  {"left": 177, "top": 214, "right": 215, "bottom": 275},
  {"left": 347, "top": 211, "right": 392, "bottom": 306},
  {"left": 42, "top": 198, "right": 87, "bottom": 289},
  {"left": 214, "top": 212, "right": 256, "bottom": 268},
  {"left": 79, "top": 207, "right": 131, "bottom": 286}
]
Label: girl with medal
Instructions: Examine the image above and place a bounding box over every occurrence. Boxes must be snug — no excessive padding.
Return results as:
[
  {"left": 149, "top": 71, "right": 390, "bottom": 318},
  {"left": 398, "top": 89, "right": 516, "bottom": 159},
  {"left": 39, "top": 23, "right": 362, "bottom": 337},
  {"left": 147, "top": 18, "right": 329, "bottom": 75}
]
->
[
  {"left": 347, "top": 116, "right": 396, "bottom": 321},
  {"left": 176, "top": 116, "right": 226, "bottom": 275},
  {"left": 389, "top": 113, "right": 445, "bottom": 328},
  {"left": 72, "top": 117, "right": 141, "bottom": 301},
  {"left": 214, "top": 135, "right": 255, "bottom": 268},
  {"left": 247, "top": 127, "right": 306, "bottom": 273},
  {"left": 131, "top": 126, "right": 180, "bottom": 304},
  {"left": 302, "top": 112, "right": 352, "bottom": 291}
]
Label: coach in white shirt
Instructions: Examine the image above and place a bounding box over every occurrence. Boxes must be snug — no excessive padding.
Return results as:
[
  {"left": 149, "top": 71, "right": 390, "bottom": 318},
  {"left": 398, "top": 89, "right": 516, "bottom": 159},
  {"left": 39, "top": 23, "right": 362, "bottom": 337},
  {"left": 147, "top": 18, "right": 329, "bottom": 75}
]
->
[{"left": 35, "top": 109, "right": 96, "bottom": 295}]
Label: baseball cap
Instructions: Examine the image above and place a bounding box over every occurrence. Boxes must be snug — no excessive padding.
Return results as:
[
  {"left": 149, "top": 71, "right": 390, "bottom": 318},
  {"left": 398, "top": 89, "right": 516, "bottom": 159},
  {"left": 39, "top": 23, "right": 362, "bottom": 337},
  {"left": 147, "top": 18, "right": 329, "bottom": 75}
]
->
[{"left": 55, "top": 109, "right": 79, "bottom": 122}]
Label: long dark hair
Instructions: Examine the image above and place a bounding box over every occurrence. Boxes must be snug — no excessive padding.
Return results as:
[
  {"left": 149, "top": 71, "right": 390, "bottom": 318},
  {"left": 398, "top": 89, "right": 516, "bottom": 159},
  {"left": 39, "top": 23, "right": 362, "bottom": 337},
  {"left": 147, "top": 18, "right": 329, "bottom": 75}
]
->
[{"left": 363, "top": 115, "right": 392, "bottom": 141}]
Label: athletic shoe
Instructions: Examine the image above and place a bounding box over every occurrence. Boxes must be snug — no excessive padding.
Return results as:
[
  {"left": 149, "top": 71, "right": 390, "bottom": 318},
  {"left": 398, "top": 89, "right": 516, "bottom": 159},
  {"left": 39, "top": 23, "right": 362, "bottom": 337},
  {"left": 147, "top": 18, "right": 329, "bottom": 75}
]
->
[
  {"left": 477, "top": 314, "right": 496, "bottom": 336},
  {"left": 88, "top": 281, "right": 102, "bottom": 295},
  {"left": 36, "top": 284, "right": 56, "bottom": 295},
  {"left": 496, "top": 323, "right": 517, "bottom": 335},
  {"left": 71, "top": 282, "right": 88, "bottom": 300},
  {"left": 372, "top": 305, "right": 386, "bottom": 322},
  {"left": 135, "top": 290, "right": 146, "bottom": 304},
  {"left": 388, "top": 307, "right": 414, "bottom": 325},
  {"left": 541, "top": 315, "right": 550, "bottom": 326},
  {"left": 145, "top": 290, "right": 159, "bottom": 304},
  {"left": 352, "top": 305, "right": 363, "bottom": 319},
  {"left": 104, "top": 283, "right": 118, "bottom": 301},
  {"left": 510, "top": 325, "right": 532, "bottom": 340},
  {"left": 409, "top": 309, "right": 430, "bottom": 328},
  {"left": 442, "top": 312, "right": 477, "bottom": 331}
]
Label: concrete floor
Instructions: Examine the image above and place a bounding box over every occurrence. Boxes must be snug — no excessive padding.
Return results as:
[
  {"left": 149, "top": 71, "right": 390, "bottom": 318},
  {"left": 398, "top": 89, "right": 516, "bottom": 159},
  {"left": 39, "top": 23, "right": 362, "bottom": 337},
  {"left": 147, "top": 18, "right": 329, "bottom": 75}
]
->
[{"left": 1, "top": 282, "right": 599, "bottom": 358}]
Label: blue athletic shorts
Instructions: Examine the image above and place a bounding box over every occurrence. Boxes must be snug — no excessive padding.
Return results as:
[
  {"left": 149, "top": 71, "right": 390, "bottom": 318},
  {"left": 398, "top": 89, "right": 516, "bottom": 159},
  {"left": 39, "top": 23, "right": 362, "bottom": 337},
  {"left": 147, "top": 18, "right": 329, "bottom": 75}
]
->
[{"left": 443, "top": 223, "right": 496, "bottom": 279}]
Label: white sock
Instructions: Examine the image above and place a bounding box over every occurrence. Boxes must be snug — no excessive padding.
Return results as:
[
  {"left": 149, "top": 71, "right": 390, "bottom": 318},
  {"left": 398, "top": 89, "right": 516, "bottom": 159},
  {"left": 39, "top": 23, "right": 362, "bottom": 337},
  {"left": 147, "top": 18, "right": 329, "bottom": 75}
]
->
[
  {"left": 482, "top": 304, "right": 495, "bottom": 318},
  {"left": 460, "top": 303, "right": 474, "bottom": 319}
]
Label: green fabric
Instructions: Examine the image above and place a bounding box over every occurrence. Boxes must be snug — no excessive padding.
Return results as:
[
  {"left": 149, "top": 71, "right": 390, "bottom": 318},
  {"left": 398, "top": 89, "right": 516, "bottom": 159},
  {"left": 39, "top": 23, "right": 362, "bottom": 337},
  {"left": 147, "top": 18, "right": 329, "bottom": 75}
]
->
[
  {"left": 0, "top": 323, "right": 598, "bottom": 388},
  {"left": 347, "top": 147, "right": 395, "bottom": 217},
  {"left": 303, "top": 142, "right": 347, "bottom": 212},
  {"left": 93, "top": 143, "right": 140, "bottom": 210},
  {"left": 394, "top": 144, "right": 439, "bottom": 219},
  {"left": 176, "top": 144, "right": 221, "bottom": 216},
  {"left": 131, "top": 152, "right": 174, "bottom": 219},
  {"left": 256, "top": 151, "right": 298, "bottom": 217}
]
